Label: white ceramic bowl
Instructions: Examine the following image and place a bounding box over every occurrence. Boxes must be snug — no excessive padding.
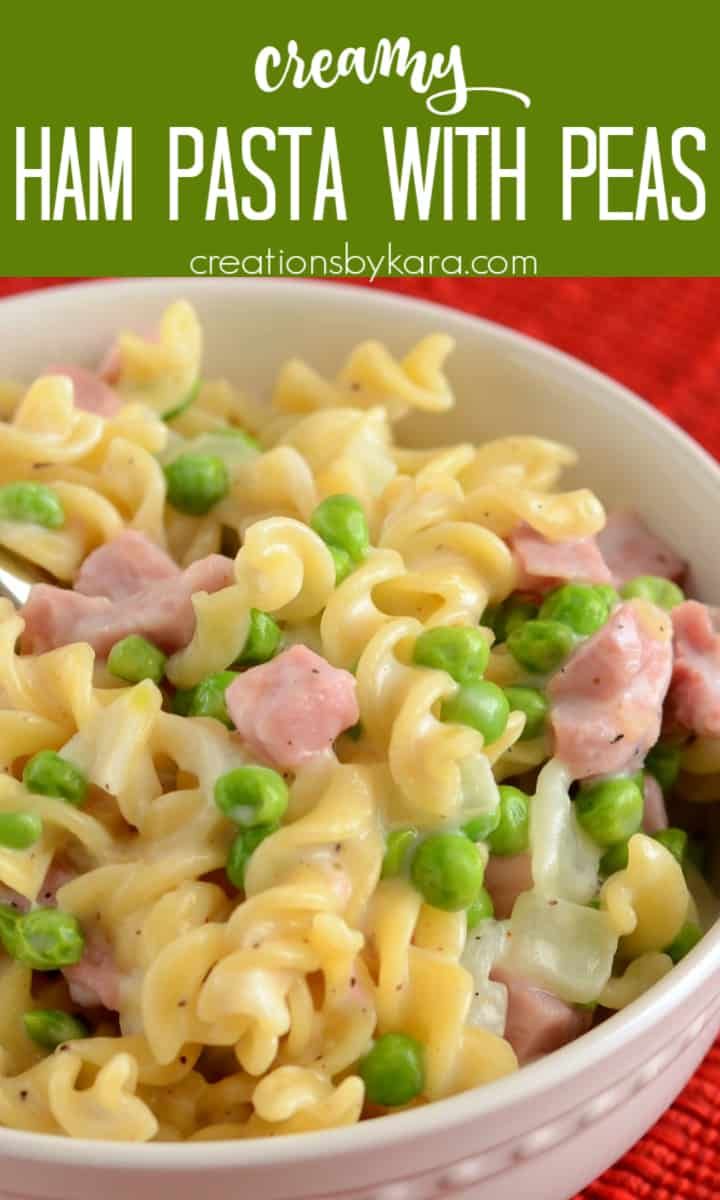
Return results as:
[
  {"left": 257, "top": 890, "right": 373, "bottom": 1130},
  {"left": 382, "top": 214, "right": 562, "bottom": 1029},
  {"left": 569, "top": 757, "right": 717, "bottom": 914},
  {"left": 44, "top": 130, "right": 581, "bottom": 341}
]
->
[{"left": 0, "top": 279, "right": 718, "bottom": 1200}]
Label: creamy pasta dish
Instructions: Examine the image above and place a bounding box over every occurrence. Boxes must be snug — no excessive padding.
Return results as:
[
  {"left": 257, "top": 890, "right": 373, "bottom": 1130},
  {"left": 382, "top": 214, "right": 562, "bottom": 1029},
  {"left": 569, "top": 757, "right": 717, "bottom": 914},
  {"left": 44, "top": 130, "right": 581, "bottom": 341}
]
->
[{"left": 0, "top": 300, "right": 716, "bottom": 1142}]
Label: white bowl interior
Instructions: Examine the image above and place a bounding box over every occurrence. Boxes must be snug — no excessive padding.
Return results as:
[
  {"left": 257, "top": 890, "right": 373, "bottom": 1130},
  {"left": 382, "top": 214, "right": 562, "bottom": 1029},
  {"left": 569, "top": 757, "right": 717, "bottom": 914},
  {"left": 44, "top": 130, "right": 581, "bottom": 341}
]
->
[{"left": 0, "top": 279, "right": 717, "bottom": 1191}]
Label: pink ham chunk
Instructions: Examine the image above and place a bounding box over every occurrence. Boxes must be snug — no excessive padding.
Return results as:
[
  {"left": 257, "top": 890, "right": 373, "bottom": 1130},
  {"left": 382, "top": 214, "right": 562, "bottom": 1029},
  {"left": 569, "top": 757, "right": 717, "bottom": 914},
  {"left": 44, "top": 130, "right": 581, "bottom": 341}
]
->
[
  {"left": 484, "top": 852, "right": 533, "bottom": 919},
  {"left": 75, "top": 531, "right": 181, "bottom": 601},
  {"left": 0, "top": 859, "right": 76, "bottom": 914},
  {"left": 21, "top": 553, "right": 233, "bottom": 657},
  {"left": 0, "top": 860, "right": 121, "bottom": 1012},
  {"left": 666, "top": 600, "right": 720, "bottom": 736},
  {"left": 549, "top": 601, "right": 673, "bottom": 779},
  {"left": 63, "top": 925, "right": 121, "bottom": 1012},
  {"left": 596, "top": 511, "right": 685, "bottom": 587},
  {"left": 46, "top": 364, "right": 121, "bottom": 418},
  {"left": 642, "top": 772, "right": 668, "bottom": 834},
  {"left": 491, "top": 967, "right": 592, "bottom": 1065},
  {"left": 510, "top": 524, "right": 613, "bottom": 592},
  {"left": 183, "top": 554, "right": 235, "bottom": 595},
  {"left": 226, "top": 644, "right": 359, "bottom": 769},
  {"left": 0, "top": 885, "right": 29, "bottom": 913}
]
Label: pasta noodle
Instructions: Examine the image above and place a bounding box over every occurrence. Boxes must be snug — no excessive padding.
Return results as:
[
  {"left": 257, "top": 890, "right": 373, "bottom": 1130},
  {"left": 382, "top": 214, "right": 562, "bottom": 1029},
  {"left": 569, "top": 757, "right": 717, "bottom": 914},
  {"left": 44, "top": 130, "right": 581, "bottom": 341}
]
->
[{"left": 601, "top": 834, "right": 689, "bottom": 958}]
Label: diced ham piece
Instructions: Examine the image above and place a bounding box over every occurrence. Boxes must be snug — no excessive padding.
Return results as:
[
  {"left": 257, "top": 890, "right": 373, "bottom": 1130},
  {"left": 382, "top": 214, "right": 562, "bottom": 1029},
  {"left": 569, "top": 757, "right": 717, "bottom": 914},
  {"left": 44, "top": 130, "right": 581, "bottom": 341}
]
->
[
  {"left": 226, "top": 644, "right": 359, "bottom": 769},
  {"left": 46, "top": 364, "right": 121, "bottom": 418},
  {"left": 510, "top": 524, "right": 613, "bottom": 592},
  {"left": 0, "top": 859, "right": 121, "bottom": 1011},
  {"left": 491, "top": 968, "right": 592, "bottom": 1064},
  {"left": 21, "top": 553, "right": 233, "bottom": 657},
  {"left": 0, "top": 860, "right": 76, "bottom": 913},
  {"left": 642, "top": 772, "right": 668, "bottom": 835},
  {"left": 38, "top": 860, "right": 78, "bottom": 905},
  {"left": 549, "top": 601, "right": 673, "bottom": 779},
  {"left": 484, "top": 852, "right": 533, "bottom": 919},
  {"left": 183, "top": 554, "right": 235, "bottom": 595},
  {"left": 75, "top": 531, "right": 181, "bottom": 601},
  {"left": 63, "top": 926, "right": 121, "bottom": 1012},
  {"left": 666, "top": 600, "right": 720, "bottom": 736},
  {"left": 597, "top": 511, "right": 685, "bottom": 587},
  {"left": 0, "top": 885, "right": 29, "bottom": 913}
]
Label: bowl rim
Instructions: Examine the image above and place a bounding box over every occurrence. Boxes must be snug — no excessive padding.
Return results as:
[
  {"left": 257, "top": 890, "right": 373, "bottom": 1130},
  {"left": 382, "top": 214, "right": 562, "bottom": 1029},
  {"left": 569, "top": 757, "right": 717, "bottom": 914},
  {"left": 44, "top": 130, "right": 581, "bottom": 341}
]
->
[{"left": 0, "top": 276, "right": 718, "bottom": 1169}]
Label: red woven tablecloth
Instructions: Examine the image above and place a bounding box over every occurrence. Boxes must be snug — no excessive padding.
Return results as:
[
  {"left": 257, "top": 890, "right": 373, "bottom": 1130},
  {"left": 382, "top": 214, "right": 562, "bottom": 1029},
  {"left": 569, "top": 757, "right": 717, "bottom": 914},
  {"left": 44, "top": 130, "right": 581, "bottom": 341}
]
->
[{"left": 3, "top": 277, "right": 719, "bottom": 1199}]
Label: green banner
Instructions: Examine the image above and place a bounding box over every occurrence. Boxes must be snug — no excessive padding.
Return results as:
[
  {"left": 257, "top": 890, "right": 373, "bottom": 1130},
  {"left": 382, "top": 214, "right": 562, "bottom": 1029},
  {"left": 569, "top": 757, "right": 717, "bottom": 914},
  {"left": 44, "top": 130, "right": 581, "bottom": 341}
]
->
[{"left": 1, "top": 2, "right": 717, "bottom": 276}]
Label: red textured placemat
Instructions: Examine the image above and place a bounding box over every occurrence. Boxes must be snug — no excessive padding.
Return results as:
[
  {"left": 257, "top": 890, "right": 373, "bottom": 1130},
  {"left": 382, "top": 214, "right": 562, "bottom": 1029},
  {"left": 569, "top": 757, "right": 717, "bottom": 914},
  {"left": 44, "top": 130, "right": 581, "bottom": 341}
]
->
[{"left": 2, "top": 276, "right": 719, "bottom": 1199}]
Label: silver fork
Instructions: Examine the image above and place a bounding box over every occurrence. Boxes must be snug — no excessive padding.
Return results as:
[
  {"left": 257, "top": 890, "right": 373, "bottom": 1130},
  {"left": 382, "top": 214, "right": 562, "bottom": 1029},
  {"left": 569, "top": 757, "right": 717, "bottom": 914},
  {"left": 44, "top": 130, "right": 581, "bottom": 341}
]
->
[{"left": 0, "top": 548, "right": 48, "bottom": 607}]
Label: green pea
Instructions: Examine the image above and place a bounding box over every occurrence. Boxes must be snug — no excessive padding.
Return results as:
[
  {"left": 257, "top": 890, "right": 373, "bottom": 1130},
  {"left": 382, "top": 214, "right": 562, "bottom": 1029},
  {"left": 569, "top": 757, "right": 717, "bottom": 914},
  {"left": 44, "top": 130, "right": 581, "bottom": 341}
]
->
[
  {"left": 441, "top": 680, "right": 509, "bottom": 745},
  {"left": 310, "top": 494, "right": 369, "bottom": 563},
  {"left": 107, "top": 635, "right": 167, "bottom": 684},
  {"left": 483, "top": 597, "right": 538, "bottom": 643},
  {"left": 410, "top": 832, "right": 485, "bottom": 912},
  {"left": 507, "top": 619, "right": 576, "bottom": 674},
  {"left": 598, "top": 840, "right": 629, "bottom": 879},
  {"left": 358, "top": 1033, "right": 425, "bottom": 1107},
  {"left": 167, "top": 429, "right": 259, "bottom": 481},
  {"left": 214, "top": 427, "right": 259, "bottom": 447},
  {"left": 214, "top": 765, "right": 289, "bottom": 828},
  {"left": 187, "top": 671, "right": 238, "bottom": 727},
  {"left": 162, "top": 379, "right": 201, "bottom": 422},
  {"left": 502, "top": 686, "right": 548, "bottom": 741},
  {"left": 170, "top": 686, "right": 196, "bottom": 716},
  {"left": 487, "top": 785, "right": 530, "bottom": 856},
  {"left": 23, "top": 1009, "right": 89, "bottom": 1050},
  {"left": 620, "top": 575, "right": 684, "bottom": 611},
  {"left": 164, "top": 453, "right": 230, "bottom": 515},
  {"left": 644, "top": 742, "right": 681, "bottom": 794},
  {"left": 462, "top": 810, "right": 501, "bottom": 843},
  {"left": 594, "top": 584, "right": 620, "bottom": 611},
  {"left": 666, "top": 921, "right": 702, "bottom": 963},
  {"left": 1, "top": 908, "right": 84, "bottom": 969},
  {"left": 413, "top": 626, "right": 489, "bottom": 685},
  {"left": 652, "top": 827, "right": 688, "bottom": 866},
  {"left": 328, "top": 544, "right": 354, "bottom": 585},
  {"left": 0, "top": 812, "right": 42, "bottom": 850},
  {"left": 466, "top": 885, "right": 494, "bottom": 929},
  {"left": 23, "top": 751, "right": 87, "bottom": 807},
  {"left": 575, "top": 777, "right": 643, "bottom": 848},
  {"left": 234, "top": 610, "right": 282, "bottom": 667},
  {"left": 226, "top": 825, "right": 276, "bottom": 890},
  {"left": 539, "top": 583, "right": 610, "bottom": 636},
  {"left": 0, "top": 483, "right": 65, "bottom": 530},
  {"left": 381, "top": 829, "right": 418, "bottom": 879}
]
